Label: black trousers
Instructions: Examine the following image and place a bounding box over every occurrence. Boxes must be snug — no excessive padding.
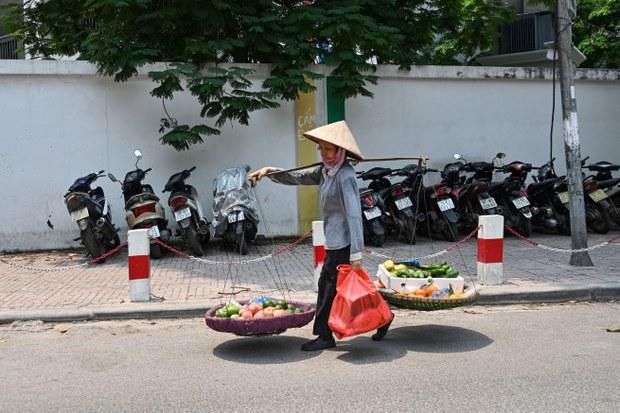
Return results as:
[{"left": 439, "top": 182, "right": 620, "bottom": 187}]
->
[{"left": 313, "top": 245, "right": 350, "bottom": 338}]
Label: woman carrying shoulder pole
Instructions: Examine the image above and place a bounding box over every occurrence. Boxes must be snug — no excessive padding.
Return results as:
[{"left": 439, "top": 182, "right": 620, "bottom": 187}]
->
[{"left": 249, "top": 121, "right": 392, "bottom": 351}]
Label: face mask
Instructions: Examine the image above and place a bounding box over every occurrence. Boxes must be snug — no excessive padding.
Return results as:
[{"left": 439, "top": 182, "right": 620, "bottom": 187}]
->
[{"left": 322, "top": 148, "right": 346, "bottom": 176}]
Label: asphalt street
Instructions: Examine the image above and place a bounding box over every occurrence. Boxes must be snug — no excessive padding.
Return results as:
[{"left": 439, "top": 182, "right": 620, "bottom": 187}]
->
[{"left": 1, "top": 302, "right": 618, "bottom": 412}]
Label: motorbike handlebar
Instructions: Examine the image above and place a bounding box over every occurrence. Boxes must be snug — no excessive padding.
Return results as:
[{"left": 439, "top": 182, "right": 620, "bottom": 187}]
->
[
  {"left": 188, "top": 166, "right": 196, "bottom": 173},
  {"left": 144, "top": 168, "right": 152, "bottom": 174}
]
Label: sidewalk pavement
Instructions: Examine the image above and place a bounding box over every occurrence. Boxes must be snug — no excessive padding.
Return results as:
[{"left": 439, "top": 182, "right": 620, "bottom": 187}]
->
[{"left": 1, "top": 232, "right": 619, "bottom": 324}]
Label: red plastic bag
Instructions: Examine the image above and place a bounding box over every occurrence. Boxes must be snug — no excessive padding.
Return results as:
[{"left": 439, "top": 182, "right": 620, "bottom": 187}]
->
[{"left": 328, "top": 264, "right": 393, "bottom": 339}]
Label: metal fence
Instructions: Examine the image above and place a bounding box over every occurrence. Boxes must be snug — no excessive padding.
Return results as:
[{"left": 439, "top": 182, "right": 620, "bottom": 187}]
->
[{"left": 0, "top": 35, "right": 22, "bottom": 59}]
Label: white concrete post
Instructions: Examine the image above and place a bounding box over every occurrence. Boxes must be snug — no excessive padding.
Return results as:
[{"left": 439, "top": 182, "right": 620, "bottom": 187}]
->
[
  {"left": 128, "top": 229, "right": 151, "bottom": 302},
  {"left": 477, "top": 215, "right": 504, "bottom": 285}
]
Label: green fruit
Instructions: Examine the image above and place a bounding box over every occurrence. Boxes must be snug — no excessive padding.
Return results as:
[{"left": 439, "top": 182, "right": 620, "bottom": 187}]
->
[
  {"left": 230, "top": 314, "right": 240, "bottom": 319},
  {"left": 275, "top": 304, "right": 283, "bottom": 310},
  {"left": 295, "top": 308, "right": 303, "bottom": 313},
  {"left": 226, "top": 305, "right": 240, "bottom": 315},
  {"left": 215, "top": 308, "right": 228, "bottom": 318},
  {"left": 287, "top": 308, "right": 295, "bottom": 314}
]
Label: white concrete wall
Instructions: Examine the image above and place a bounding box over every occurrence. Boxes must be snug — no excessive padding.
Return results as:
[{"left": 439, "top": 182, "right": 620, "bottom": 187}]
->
[
  {"left": 0, "top": 61, "right": 302, "bottom": 251},
  {"left": 347, "top": 66, "right": 620, "bottom": 184},
  {"left": 1, "top": 61, "right": 619, "bottom": 251}
]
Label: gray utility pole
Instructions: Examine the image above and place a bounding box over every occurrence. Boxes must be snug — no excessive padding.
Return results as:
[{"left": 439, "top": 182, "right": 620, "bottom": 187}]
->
[{"left": 556, "top": 0, "right": 593, "bottom": 266}]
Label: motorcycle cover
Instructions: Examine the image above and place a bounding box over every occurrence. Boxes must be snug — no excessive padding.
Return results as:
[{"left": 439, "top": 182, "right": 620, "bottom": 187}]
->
[
  {"left": 211, "top": 166, "right": 259, "bottom": 233},
  {"left": 328, "top": 265, "right": 393, "bottom": 339}
]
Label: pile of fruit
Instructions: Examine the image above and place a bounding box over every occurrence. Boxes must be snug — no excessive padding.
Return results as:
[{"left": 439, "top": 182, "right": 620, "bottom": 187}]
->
[
  {"left": 384, "top": 260, "right": 460, "bottom": 278},
  {"left": 214, "top": 298, "right": 304, "bottom": 320},
  {"left": 397, "top": 280, "right": 465, "bottom": 300}
]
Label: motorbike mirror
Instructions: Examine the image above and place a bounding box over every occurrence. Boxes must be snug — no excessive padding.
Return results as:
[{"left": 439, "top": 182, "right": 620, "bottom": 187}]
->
[
  {"left": 108, "top": 173, "right": 118, "bottom": 182},
  {"left": 134, "top": 149, "right": 142, "bottom": 159},
  {"left": 454, "top": 154, "right": 463, "bottom": 160},
  {"left": 496, "top": 152, "right": 506, "bottom": 159}
]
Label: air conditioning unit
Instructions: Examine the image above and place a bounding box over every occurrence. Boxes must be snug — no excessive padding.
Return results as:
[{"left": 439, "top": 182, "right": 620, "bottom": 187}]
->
[{"left": 498, "top": 12, "right": 555, "bottom": 55}]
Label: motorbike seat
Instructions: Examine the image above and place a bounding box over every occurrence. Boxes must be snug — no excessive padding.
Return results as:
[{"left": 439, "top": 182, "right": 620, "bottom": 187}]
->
[
  {"left": 527, "top": 179, "right": 555, "bottom": 193},
  {"left": 125, "top": 192, "right": 160, "bottom": 209},
  {"left": 589, "top": 162, "right": 620, "bottom": 172},
  {"left": 596, "top": 177, "right": 620, "bottom": 189},
  {"left": 359, "top": 167, "right": 392, "bottom": 181}
]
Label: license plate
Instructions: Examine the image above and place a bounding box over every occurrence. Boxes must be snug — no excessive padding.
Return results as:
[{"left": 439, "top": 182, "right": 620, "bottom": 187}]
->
[
  {"left": 148, "top": 226, "right": 160, "bottom": 239},
  {"left": 512, "top": 196, "right": 530, "bottom": 209},
  {"left": 589, "top": 189, "right": 608, "bottom": 203},
  {"left": 228, "top": 211, "right": 244, "bottom": 224},
  {"left": 479, "top": 197, "right": 498, "bottom": 210},
  {"left": 363, "top": 207, "right": 382, "bottom": 220},
  {"left": 437, "top": 198, "right": 455, "bottom": 212},
  {"left": 70, "top": 208, "right": 89, "bottom": 221},
  {"left": 174, "top": 207, "right": 192, "bottom": 222},
  {"left": 394, "top": 197, "right": 413, "bottom": 211},
  {"left": 558, "top": 191, "right": 570, "bottom": 204}
]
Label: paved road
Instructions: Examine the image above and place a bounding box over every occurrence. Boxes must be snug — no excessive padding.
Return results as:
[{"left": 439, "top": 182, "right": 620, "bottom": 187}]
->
[{"left": 1, "top": 302, "right": 618, "bottom": 412}]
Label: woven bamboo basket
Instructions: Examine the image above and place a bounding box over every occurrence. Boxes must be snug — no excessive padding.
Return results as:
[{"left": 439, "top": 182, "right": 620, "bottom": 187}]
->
[{"left": 379, "top": 286, "right": 478, "bottom": 311}]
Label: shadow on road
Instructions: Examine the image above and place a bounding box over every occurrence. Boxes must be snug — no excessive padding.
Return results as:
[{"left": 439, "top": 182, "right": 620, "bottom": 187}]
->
[
  {"left": 212, "top": 335, "right": 321, "bottom": 364},
  {"left": 388, "top": 324, "right": 493, "bottom": 353},
  {"left": 331, "top": 324, "right": 493, "bottom": 365}
]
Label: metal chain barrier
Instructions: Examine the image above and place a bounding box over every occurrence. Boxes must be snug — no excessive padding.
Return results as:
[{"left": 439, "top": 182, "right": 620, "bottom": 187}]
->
[
  {"left": 153, "top": 232, "right": 312, "bottom": 266},
  {"left": 0, "top": 242, "right": 128, "bottom": 272},
  {"left": 505, "top": 225, "right": 620, "bottom": 253},
  {"left": 366, "top": 226, "right": 481, "bottom": 262}
]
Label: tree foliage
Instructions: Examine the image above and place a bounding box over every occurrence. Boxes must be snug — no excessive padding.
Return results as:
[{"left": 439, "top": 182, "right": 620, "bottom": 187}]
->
[
  {"left": 532, "top": 0, "right": 619, "bottom": 69},
  {"left": 3, "top": 0, "right": 513, "bottom": 150}
]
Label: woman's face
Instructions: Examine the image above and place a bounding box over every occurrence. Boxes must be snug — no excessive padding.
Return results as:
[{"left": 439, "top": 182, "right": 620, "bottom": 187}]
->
[{"left": 318, "top": 141, "right": 339, "bottom": 159}]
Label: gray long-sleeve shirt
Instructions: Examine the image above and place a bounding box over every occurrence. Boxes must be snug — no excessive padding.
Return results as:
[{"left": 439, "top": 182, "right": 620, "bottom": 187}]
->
[{"left": 268, "top": 162, "right": 364, "bottom": 261}]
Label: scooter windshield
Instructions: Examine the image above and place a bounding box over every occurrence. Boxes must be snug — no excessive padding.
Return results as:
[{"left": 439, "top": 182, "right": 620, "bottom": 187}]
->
[{"left": 211, "top": 166, "right": 259, "bottom": 229}]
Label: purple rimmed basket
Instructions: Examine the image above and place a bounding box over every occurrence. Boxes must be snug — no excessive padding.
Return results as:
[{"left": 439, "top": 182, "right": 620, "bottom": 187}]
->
[{"left": 205, "top": 300, "right": 316, "bottom": 336}]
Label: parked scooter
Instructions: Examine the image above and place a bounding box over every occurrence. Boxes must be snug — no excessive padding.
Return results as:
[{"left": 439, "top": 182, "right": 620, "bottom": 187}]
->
[
  {"left": 356, "top": 169, "right": 389, "bottom": 246},
  {"left": 163, "top": 167, "right": 210, "bottom": 256},
  {"left": 488, "top": 153, "right": 533, "bottom": 237},
  {"left": 452, "top": 154, "right": 500, "bottom": 233},
  {"left": 582, "top": 158, "right": 620, "bottom": 226},
  {"left": 527, "top": 158, "right": 571, "bottom": 234},
  {"left": 357, "top": 167, "right": 417, "bottom": 244},
  {"left": 211, "top": 166, "right": 258, "bottom": 255},
  {"left": 64, "top": 170, "right": 120, "bottom": 259},
  {"left": 414, "top": 163, "right": 461, "bottom": 242},
  {"left": 529, "top": 156, "right": 612, "bottom": 234},
  {"left": 109, "top": 150, "right": 170, "bottom": 258}
]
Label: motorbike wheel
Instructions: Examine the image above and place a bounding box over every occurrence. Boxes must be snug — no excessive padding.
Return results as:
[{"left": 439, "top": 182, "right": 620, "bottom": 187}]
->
[
  {"left": 185, "top": 225, "right": 204, "bottom": 257},
  {"left": 516, "top": 214, "right": 532, "bottom": 237},
  {"left": 150, "top": 243, "right": 163, "bottom": 259},
  {"left": 586, "top": 204, "right": 611, "bottom": 234},
  {"left": 442, "top": 220, "right": 459, "bottom": 242},
  {"left": 109, "top": 233, "right": 121, "bottom": 249},
  {"left": 237, "top": 235, "right": 249, "bottom": 255},
  {"left": 399, "top": 216, "right": 417, "bottom": 244},
  {"left": 81, "top": 226, "right": 104, "bottom": 261},
  {"left": 367, "top": 233, "right": 386, "bottom": 247}
]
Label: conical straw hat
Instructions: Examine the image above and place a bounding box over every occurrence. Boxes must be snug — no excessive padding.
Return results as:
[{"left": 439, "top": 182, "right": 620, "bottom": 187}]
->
[{"left": 303, "top": 121, "right": 364, "bottom": 160}]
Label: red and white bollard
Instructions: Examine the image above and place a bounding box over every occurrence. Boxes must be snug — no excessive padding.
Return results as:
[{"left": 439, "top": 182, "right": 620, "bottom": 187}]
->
[
  {"left": 477, "top": 215, "right": 504, "bottom": 285},
  {"left": 312, "top": 221, "right": 326, "bottom": 292},
  {"left": 128, "top": 229, "right": 151, "bottom": 302}
]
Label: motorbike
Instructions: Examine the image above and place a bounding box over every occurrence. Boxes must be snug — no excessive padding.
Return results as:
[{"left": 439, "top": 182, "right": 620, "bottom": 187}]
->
[
  {"left": 529, "top": 156, "right": 612, "bottom": 234},
  {"left": 582, "top": 158, "right": 620, "bottom": 226},
  {"left": 109, "top": 150, "right": 171, "bottom": 258},
  {"left": 358, "top": 187, "right": 388, "bottom": 247},
  {"left": 418, "top": 162, "right": 461, "bottom": 242},
  {"left": 451, "top": 154, "right": 500, "bottom": 234},
  {"left": 488, "top": 153, "right": 533, "bottom": 237},
  {"left": 64, "top": 170, "right": 120, "bottom": 259},
  {"left": 163, "top": 166, "right": 210, "bottom": 256},
  {"left": 527, "top": 158, "right": 571, "bottom": 234},
  {"left": 357, "top": 166, "right": 417, "bottom": 244},
  {"left": 211, "top": 166, "right": 258, "bottom": 255}
]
